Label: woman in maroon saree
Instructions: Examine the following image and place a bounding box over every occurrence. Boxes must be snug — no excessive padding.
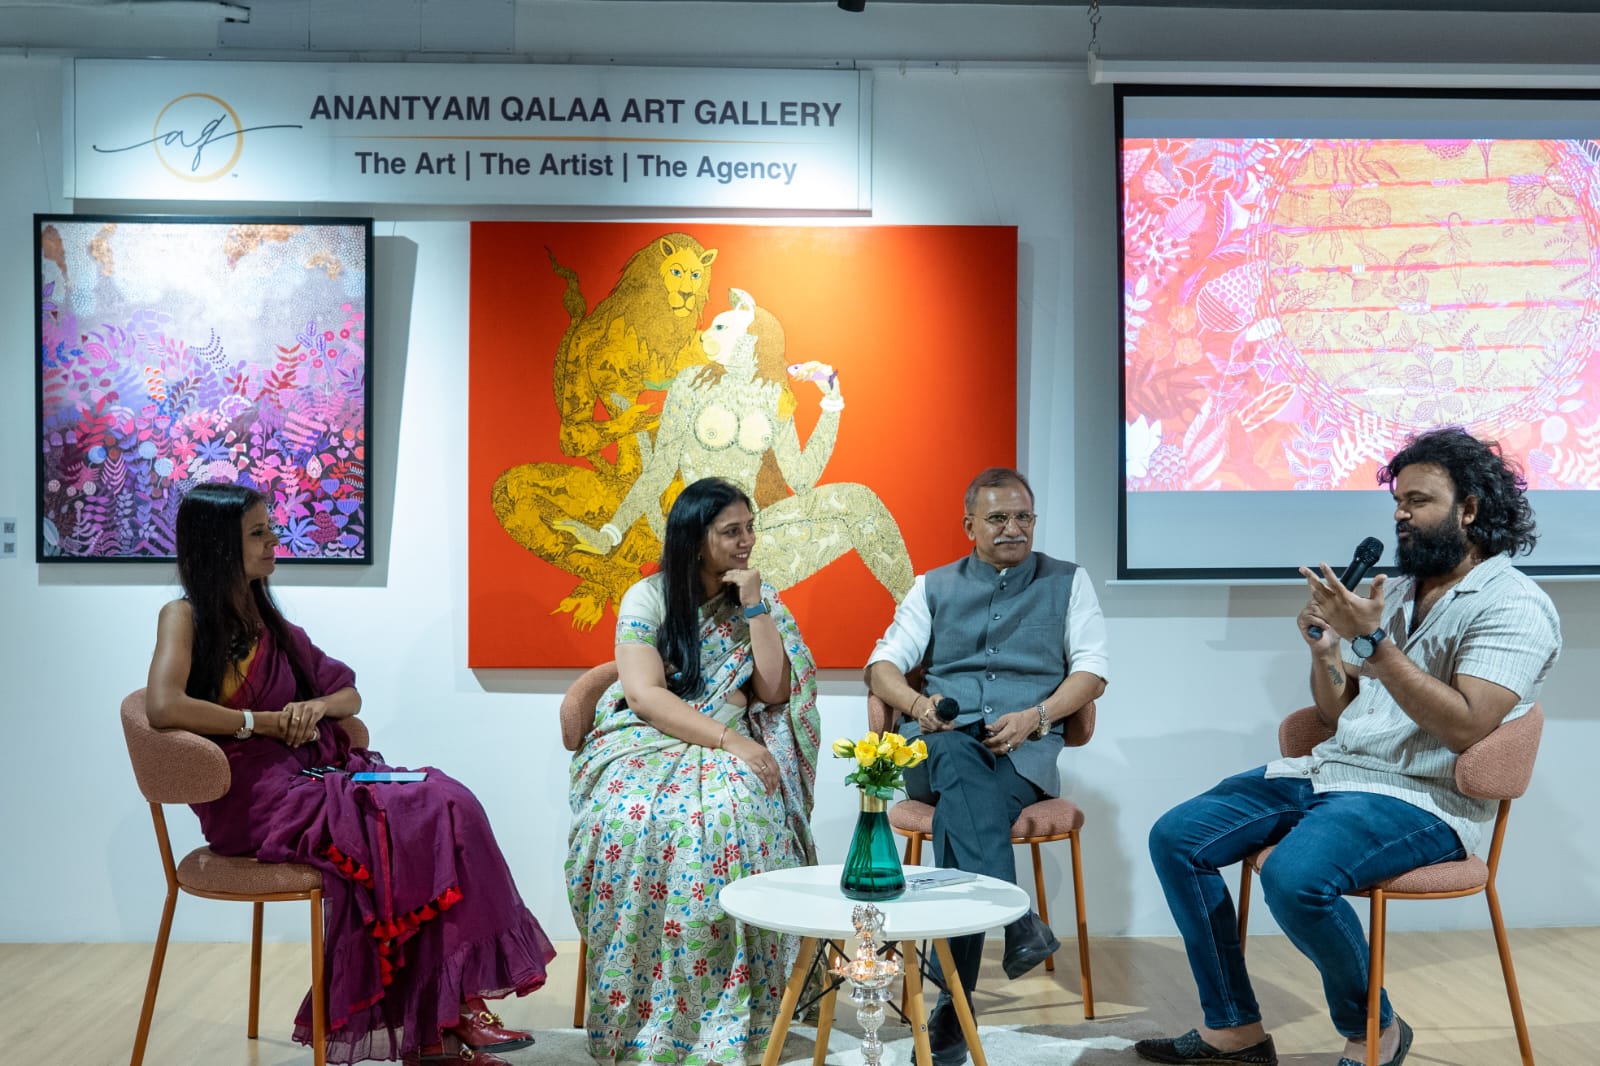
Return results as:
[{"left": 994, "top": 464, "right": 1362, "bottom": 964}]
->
[{"left": 146, "top": 483, "right": 554, "bottom": 1065}]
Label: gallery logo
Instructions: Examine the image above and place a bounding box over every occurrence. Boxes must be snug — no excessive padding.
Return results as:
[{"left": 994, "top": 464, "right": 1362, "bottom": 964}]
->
[{"left": 93, "top": 91, "right": 301, "bottom": 182}]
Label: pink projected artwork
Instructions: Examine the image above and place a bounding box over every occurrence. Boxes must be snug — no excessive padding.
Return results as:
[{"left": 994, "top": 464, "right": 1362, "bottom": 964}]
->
[{"left": 1123, "top": 138, "right": 1600, "bottom": 492}]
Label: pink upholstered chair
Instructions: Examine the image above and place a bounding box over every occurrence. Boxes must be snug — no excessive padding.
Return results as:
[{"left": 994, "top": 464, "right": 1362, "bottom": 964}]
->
[
  {"left": 1236, "top": 704, "right": 1543, "bottom": 1066},
  {"left": 867, "top": 687, "right": 1097, "bottom": 1018},
  {"left": 559, "top": 662, "right": 621, "bottom": 1029},
  {"left": 120, "top": 687, "right": 371, "bottom": 1066}
]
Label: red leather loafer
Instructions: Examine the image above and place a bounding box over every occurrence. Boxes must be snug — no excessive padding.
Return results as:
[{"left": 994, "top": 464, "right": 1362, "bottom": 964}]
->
[
  {"left": 403, "top": 1040, "right": 516, "bottom": 1065},
  {"left": 450, "top": 1007, "right": 536, "bottom": 1053}
]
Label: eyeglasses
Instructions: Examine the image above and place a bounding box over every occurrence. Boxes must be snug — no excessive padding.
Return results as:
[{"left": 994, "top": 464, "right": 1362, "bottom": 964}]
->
[{"left": 971, "top": 511, "right": 1036, "bottom": 529}]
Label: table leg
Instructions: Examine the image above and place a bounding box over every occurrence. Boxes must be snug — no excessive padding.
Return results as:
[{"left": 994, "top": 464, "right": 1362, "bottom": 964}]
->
[
  {"left": 900, "top": 940, "right": 932, "bottom": 1066},
  {"left": 764, "top": 936, "right": 818, "bottom": 1066},
  {"left": 812, "top": 943, "right": 838, "bottom": 1066},
  {"left": 933, "top": 938, "right": 987, "bottom": 1066}
]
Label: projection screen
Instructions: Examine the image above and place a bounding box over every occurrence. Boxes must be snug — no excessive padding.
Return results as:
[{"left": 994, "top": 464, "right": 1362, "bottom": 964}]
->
[{"left": 1118, "top": 86, "right": 1600, "bottom": 579}]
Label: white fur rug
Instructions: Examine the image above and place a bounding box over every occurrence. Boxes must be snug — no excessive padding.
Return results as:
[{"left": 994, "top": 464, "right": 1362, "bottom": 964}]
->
[{"left": 506, "top": 1024, "right": 1137, "bottom": 1064}]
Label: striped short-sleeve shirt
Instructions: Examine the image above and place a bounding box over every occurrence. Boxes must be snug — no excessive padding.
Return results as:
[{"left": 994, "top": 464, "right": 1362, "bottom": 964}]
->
[{"left": 1267, "top": 553, "right": 1560, "bottom": 853}]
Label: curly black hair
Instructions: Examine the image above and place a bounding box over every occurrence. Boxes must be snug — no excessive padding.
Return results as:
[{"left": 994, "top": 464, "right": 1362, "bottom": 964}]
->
[{"left": 1378, "top": 426, "right": 1537, "bottom": 558}]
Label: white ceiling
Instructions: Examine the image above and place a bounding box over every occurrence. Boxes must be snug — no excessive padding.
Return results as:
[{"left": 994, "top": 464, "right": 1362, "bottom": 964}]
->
[{"left": 2, "top": 0, "right": 1599, "bottom": 64}]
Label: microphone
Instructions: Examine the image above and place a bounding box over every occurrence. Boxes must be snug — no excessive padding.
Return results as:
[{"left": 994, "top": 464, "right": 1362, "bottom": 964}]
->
[
  {"left": 1306, "top": 536, "right": 1385, "bottom": 640},
  {"left": 935, "top": 697, "right": 960, "bottom": 722}
]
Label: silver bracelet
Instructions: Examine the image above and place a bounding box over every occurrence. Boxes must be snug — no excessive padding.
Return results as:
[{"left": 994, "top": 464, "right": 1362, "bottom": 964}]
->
[{"left": 1033, "top": 703, "right": 1050, "bottom": 738}]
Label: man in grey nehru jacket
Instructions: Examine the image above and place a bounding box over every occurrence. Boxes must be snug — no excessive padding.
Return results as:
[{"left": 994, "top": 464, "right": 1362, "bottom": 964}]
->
[
  {"left": 865, "top": 466, "right": 1109, "bottom": 1066},
  {"left": 1137, "top": 428, "right": 1560, "bottom": 1066}
]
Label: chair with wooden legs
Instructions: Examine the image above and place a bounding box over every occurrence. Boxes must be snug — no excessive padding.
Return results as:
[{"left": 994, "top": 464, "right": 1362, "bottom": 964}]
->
[
  {"left": 1236, "top": 704, "right": 1543, "bottom": 1066},
  {"left": 559, "top": 662, "right": 622, "bottom": 1030},
  {"left": 120, "top": 687, "right": 371, "bottom": 1066},
  {"left": 867, "top": 689, "right": 1097, "bottom": 1019}
]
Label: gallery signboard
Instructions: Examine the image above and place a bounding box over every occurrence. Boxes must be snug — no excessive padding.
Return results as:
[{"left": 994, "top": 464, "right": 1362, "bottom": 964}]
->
[{"left": 66, "top": 59, "right": 872, "bottom": 211}]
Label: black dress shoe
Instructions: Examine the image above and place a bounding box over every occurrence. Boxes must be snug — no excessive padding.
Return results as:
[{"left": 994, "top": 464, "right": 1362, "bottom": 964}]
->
[
  {"left": 1001, "top": 911, "right": 1061, "bottom": 980},
  {"left": 927, "top": 994, "right": 969, "bottom": 1066}
]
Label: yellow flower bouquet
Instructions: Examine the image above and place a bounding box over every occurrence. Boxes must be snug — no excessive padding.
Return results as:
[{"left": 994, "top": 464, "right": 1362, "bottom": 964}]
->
[
  {"left": 832, "top": 731, "right": 928, "bottom": 900},
  {"left": 831, "top": 730, "right": 929, "bottom": 801}
]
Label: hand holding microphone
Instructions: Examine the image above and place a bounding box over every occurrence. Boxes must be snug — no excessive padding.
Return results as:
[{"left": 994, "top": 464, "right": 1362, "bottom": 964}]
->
[
  {"left": 911, "top": 694, "right": 961, "bottom": 732},
  {"left": 1303, "top": 536, "right": 1384, "bottom": 641}
]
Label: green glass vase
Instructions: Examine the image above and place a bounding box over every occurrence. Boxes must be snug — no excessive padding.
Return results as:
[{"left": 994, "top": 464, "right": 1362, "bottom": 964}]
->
[{"left": 840, "top": 792, "right": 905, "bottom": 901}]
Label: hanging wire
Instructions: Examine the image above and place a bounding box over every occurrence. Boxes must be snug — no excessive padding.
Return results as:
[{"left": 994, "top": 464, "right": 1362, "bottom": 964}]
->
[{"left": 1087, "top": 0, "right": 1102, "bottom": 57}]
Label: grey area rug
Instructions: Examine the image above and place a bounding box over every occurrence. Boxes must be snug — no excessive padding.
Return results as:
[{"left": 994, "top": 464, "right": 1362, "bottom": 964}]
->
[{"left": 506, "top": 1023, "right": 1143, "bottom": 1064}]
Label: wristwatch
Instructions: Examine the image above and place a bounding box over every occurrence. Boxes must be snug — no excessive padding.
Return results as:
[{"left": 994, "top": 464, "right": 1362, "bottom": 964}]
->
[
  {"left": 233, "top": 709, "right": 255, "bottom": 740},
  {"left": 743, "top": 602, "right": 769, "bottom": 619},
  {"left": 1351, "top": 627, "right": 1387, "bottom": 660},
  {"left": 1032, "top": 703, "right": 1051, "bottom": 738}
]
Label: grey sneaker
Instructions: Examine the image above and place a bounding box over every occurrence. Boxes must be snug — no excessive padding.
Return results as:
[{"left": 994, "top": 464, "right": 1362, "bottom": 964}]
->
[{"left": 1336, "top": 1017, "right": 1412, "bottom": 1066}]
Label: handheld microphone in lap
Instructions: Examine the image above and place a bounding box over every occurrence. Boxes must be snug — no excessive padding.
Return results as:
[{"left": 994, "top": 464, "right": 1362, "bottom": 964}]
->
[
  {"left": 935, "top": 697, "right": 960, "bottom": 722},
  {"left": 1306, "top": 536, "right": 1385, "bottom": 640}
]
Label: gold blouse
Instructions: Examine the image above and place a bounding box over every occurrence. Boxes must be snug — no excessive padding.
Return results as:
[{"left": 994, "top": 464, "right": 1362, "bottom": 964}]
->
[{"left": 219, "top": 641, "right": 259, "bottom": 705}]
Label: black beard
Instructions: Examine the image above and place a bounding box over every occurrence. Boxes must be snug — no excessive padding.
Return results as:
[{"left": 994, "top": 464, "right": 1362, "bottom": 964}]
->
[{"left": 1396, "top": 514, "right": 1468, "bottom": 578}]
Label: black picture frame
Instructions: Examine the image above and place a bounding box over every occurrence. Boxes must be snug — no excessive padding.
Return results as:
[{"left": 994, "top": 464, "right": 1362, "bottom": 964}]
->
[{"left": 35, "top": 213, "right": 374, "bottom": 563}]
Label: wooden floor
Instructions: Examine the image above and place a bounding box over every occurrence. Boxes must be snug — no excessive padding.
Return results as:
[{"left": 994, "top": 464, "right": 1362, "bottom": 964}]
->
[{"left": 4, "top": 927, "right": 1593, "bottom": 1065}]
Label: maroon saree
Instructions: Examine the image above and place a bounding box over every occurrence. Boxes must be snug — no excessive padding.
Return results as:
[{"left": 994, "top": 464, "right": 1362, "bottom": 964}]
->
[{"left": 193, "top": 621, "right": 554, "bottom": 1063}]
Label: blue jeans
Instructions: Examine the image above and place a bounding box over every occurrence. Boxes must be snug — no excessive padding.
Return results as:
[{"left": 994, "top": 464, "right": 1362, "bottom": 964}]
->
[{"left": 1148, "top": 767, "right": 1465, "bottom": 1038}]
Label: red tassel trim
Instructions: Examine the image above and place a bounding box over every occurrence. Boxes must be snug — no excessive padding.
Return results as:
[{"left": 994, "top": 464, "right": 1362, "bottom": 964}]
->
[
  {"left": 321, "top": 844, "right": 374, "bottom": 888},
  {"left": 360, "top": 882, "right": 463, "bottom": 991},
  {"left": 328, "top": 874, "right": 464, "bottom": 1017}
]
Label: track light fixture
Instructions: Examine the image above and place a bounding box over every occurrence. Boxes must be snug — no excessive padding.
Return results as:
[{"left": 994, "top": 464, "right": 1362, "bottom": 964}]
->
[{"left": 839, "top": 0, "right": 865, "bottom": 11}]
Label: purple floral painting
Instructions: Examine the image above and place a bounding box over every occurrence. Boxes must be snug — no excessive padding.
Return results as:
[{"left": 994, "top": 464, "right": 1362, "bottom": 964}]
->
[{"left": 35, "top": 216, "right": 372, "bottom": 561}]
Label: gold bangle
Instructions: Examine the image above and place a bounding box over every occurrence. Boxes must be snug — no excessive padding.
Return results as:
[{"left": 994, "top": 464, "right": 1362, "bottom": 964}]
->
[{"left": 716, "top": 724, "right": 729, "bottom": 749}]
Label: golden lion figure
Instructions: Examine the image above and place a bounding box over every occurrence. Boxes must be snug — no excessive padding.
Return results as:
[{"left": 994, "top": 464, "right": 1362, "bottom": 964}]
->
[{"left": 492, "top": 234, "right": 717, "bottom": 630}]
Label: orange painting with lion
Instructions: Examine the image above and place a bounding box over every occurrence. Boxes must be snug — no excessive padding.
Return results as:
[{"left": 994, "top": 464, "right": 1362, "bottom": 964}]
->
[{"left": 469, "top": 222, "right": 1017, "bottom": 669}]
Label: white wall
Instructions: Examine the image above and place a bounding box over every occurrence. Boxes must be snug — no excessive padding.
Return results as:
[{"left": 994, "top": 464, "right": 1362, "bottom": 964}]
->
[{"left": 2, "top": 4, "right": 1598, "bottom": 948}]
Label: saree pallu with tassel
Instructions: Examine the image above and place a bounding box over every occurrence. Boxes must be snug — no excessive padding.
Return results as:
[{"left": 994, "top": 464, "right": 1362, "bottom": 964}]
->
[{"left": 193, "top": 620, "right": 555, "bottom": 1064}]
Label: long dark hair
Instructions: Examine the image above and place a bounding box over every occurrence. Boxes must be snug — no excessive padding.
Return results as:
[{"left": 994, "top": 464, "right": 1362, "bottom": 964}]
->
[
  {"left": 1378, "top": 426, "right": 1538, "bottom": 559},
  {"left": 657, "top": 477, "right": 753, "bottom": 699},
  {"left": 175, "top": 483, "right": 312, "bottom": 703}
]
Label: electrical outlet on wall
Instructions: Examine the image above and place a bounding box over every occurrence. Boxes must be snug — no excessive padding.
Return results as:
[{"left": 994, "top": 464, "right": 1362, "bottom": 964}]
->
[{"left": 1, "top": 517, "right": 15, "bottom": 558}]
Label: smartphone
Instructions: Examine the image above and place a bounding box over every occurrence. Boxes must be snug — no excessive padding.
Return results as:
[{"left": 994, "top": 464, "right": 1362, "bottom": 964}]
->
[
  {"left": 906, "top": 868, "right": 978, "bottom": 891},
  {"left": 350, "top": 771, "right": 428, "bottom": 783}
]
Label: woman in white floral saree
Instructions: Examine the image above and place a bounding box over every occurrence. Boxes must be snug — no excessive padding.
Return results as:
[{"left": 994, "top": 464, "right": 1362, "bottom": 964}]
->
[{"left": 567, "top": 477, "right": 820, "bottom": 1065}]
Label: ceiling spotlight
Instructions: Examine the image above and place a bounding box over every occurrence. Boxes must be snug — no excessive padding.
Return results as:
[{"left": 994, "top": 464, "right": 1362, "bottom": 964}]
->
[{"left": 839, "top": 0, "right": 865, "bottom": 11}]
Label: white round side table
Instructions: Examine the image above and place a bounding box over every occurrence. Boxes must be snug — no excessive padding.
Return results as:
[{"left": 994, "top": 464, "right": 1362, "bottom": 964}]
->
[{"left": 720, "top": 864, "right": 1028, "bottom": 1066}]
